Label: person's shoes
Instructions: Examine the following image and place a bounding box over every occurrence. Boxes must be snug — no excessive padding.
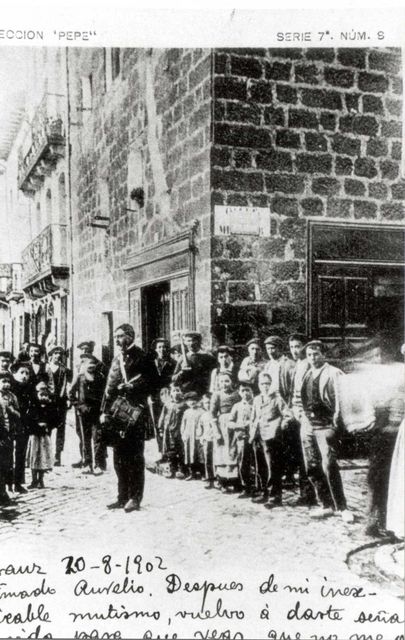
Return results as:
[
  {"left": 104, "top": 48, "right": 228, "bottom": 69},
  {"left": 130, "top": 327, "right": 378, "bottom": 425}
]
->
[
  {"left": 0, "top": 493, "right": 12, "bottom": 506},
  {"left": 185, "top": 474, "right": 194, "bottom": 481},
  {"left": 238, "top": 490, "right": 252, "bottom": 499},
  {"left": 339, "top": 509, "right": 355, "bottom": 524},
  {"left": 93, "top": 467, "right": 104, "bottom": 476},
  {"left": 251, "top": 494, "right": 268, "bottom": 504},
  {"left": 54, "top": 460, "right": 61, "bottom": 467},
  {"left": 124, "top": 498, "right": 140, "bottom": 513},
  {"left": 82, "top": 467, "right": 94, "bottom": 475},
  {"left": 264, "top": 497, "right": 282, "bottom": 510},
  {"left": 220, "top": 486, "right": 229, "bottom": 494},
  {"left": 204, "top": 483, "right": 214, "bottom": 490},
  {"left": 71, "top": 461, "right": 83, "bottom": 469},
  {"left": 175, "top": 471, "right": 186, "bottom": 479},
  {"left": 14, "top": 485, "right": 28, "bottom": 494},
  {"left": 309, "top": 506, "right": 334, "bottom": 519},
  {"left": 37, "top": 478, "right": 45, "bottom": 489},
  {"left": 107, "top": 501, "right": 125, "bottom": 510},
  {"left": 28, "top": 482, "right": 38, "bottom": 489}
]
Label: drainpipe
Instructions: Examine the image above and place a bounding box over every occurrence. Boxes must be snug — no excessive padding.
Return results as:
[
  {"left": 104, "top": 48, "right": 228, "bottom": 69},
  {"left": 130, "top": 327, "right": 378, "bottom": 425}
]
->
[{"left": 65, "top": 48, "right": 75, "bottom": 365}]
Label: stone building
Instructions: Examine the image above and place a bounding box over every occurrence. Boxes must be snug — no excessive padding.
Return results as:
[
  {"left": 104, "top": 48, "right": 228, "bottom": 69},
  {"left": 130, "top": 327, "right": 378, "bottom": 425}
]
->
[
  {"left": 16, "top": 48, "right": 71, "bottom": 354},
  {"left": 68, "top": 46, "right": 404, "bottom": 363}
]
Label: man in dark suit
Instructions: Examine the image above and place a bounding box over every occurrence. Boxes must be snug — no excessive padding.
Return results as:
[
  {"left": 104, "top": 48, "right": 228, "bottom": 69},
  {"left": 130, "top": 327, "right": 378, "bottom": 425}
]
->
[
  {"left": 46, "top": 346, "right": 72, "bottom": 466},
  {"left": 148, "top": 338, "right": 176, "bottom": 451},
  {"left": 172, "top": 331, "right": 216, "bottom": 396},
  {"left": 100, "top": 323, "right": 152, "bottom": 513}
]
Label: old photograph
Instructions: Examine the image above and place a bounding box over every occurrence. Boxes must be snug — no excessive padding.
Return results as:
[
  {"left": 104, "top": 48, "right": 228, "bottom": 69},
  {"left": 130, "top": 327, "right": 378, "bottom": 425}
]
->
[{"left": 0, "top": 21, "right": 403, "bottom": 638}]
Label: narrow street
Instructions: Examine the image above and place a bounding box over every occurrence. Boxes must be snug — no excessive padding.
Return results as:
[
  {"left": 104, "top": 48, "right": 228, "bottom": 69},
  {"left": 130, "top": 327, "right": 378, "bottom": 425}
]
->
[{"left": 0, "top": 410, "right": 379, "bottom": 576}]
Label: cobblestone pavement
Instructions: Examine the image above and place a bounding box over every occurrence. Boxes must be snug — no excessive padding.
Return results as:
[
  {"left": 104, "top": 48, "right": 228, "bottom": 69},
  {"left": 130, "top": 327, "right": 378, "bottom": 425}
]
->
[{"left": 0, "top": 410, "right": 378, "bottom": 581}]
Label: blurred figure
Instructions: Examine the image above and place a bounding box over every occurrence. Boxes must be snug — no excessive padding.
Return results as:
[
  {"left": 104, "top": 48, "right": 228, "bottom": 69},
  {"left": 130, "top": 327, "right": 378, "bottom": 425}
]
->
[
  {"left": 11, "top": 360, "right": 35, "bottom": 493},
  {"left": 0, "top": 372, "right": 20, "bottom": 504},
  {"left": 386, "top": 418, "right": 404, "bottom": 539}
]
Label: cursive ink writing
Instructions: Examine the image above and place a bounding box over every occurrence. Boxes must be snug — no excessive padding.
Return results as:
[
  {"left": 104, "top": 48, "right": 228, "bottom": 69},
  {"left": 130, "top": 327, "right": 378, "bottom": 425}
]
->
[
  {"left": 74, "top": 577, "right": 144, "bottom": 596},
  {"left": 69, "top": 604, "right": 160, "bottom": 622},
  {"left": 0, "top": 579, "right": 55, "bottom": 599},
  {"left": 354, "top": 610, "right": 404, "bottom": 624},
  {"left": 286, "top": 600, "right": 344, "bottom": 621},
  {"left": 175, "top": 597, "right": 244, "bottom": 621},
  {"left": 166, "top": 574, "right": 243, "bottom": 612},
  {"left": 0, "top": 563, "right": 46, "bottom": 577}
]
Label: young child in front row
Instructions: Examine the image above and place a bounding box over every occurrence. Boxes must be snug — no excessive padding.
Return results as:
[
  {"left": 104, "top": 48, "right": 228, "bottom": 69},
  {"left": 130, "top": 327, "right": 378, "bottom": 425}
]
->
[
  {"left": 0, "top": 372, "right": 20, "bottom": 504},
  {"left": 181, "top": 391, "right": 204, "bottom": 480},
  {"left": 249, "top": 372, "right": 292, "bottom": 509},
  {"left": 197, "top": 393, "right": 215, "bottom": 489},
  {"left": 26, "top": 381, "right": 58, "bottom": 489},
  {"left": 158, "top": 383, "right": 187, "bottom": 479},
  {"left": 228, "top": 382, "right": 255, "bottom": 498}
]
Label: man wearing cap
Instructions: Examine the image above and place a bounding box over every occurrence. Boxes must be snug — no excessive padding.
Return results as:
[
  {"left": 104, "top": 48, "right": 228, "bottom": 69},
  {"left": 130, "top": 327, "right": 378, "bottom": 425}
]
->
[
  {"left": 172, "top": 331, "right": 216, "bottom": 397},
  {"left": 46, "top": 347, "right": 72, "bottom": 467},
  {"left": 27, "top": 343, "right": 49, "bottom": 387},
  {"left": 69, "top": 355, "right": 106, "bottom": 474},
  {"left": 11, "top": 360, "right": 35, "bottom": 493},
  {"left": 263, "top": 336, "right": 295, "bottom": 403},
  {"left": 71, "top": 340, "right": 105, "bottom": 468},
  {"left": 100, "top": 323, "right": 152, "bottom": 512},
  {"left": 287, "top": 333, "right": 317, "bottom": 506},
  {"left": 300, "top": 340, "right": 354, "bottom": 523},
  {"left": 209, "top": 346, "right": 237, "bottom": 393},
  {"left": 0, "top": 351, "right": 13, "bottom": 375},
  {"left": 238, "top": 339, "right": 265, "bottom": 394}
]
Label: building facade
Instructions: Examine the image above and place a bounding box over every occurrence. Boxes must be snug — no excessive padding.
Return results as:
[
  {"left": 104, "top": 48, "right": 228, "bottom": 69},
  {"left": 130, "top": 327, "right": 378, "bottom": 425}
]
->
[
  {"left": 16, "top": 48, "right": 71, "bottom": 354},
  {"left": 66, "top": 46, "right": 403, "bottom": 364}
]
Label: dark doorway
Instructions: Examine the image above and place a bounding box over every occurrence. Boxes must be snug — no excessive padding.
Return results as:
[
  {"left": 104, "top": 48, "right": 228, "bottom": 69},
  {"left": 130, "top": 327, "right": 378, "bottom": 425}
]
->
[
  {"left": 142, "top": 281, "right": 170, "bottom": 352},
  {"left": 310, "top": 223, "right": 405, "bottom": 359}
]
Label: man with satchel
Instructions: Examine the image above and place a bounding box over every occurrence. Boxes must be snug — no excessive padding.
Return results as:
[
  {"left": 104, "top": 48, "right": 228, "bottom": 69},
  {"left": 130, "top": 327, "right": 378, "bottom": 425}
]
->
[{"left": 100, "top": 323, "right": 152, "bottom": 513}]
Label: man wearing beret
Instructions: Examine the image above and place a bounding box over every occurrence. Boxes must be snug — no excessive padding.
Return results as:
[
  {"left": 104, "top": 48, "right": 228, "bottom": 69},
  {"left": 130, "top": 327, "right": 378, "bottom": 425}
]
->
[
  {"left": 46, "top": 346, "right": 72, "bottom": 467},
  {"left": 172, "top": 331, "right": 216, "bottom": 397},
  {"left": 100, "top": 323, "right": 152, "bottom": 512},
  {"left": 238, "top": 339, "right": 265, "bottom": 394},
  {"left": 300, "top": 340, "right": 354, "bottom": 523},
  {"left": 71, "top": 340, "right": 105, "bottom": 468}
]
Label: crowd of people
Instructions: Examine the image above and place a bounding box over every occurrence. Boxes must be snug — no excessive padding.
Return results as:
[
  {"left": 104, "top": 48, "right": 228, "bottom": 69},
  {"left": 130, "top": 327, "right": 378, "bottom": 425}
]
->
[{"left": 0, "top": 325, "right": 403, "bottom": 540}]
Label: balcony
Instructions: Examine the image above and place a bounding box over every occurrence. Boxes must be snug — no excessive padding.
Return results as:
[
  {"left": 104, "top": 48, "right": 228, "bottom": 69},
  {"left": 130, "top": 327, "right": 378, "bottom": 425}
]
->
[
  {"left": 18, "top": 93, "right": 65, "bottom": 196},
  {"left": 22, "top": 224, "right": 69, "bottom": 299}
]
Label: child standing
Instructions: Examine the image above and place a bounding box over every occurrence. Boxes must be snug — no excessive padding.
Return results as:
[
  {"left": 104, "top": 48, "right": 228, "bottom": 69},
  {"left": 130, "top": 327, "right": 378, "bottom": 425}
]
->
[
  {"left": 228, "top": 382, "right": 255, "bottom": 498},
  {"left": 250, "top": 372, "right": 291, "bottom": 509},
  {"left": 158, "top": 383, "right": 187, "bottom": 478},
  {"left": 197, "top": 393, "right": 215, "bottom": 489},
  {"left": 0, "top": 372, "right": 20, "bottom": 505},
  {"left": 181, "top": 391, "right": 204, "bottom": 480},
  {"left": 26, "top": 382, "right": 57, "bottom": 489},
  {"left": 210, "top": 372, "right": 240, "bottom": 492}
]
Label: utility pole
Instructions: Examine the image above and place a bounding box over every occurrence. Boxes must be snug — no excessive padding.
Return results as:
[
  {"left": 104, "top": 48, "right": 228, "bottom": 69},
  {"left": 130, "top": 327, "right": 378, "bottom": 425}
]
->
[{"left": 65, "top": 47, "right": 75, "bottom": 365}]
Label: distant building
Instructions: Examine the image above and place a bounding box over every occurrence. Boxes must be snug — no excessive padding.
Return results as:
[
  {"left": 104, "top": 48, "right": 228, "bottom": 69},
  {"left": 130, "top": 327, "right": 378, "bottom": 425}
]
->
[{"left": 15, "top": 49, "right": 70, "bottom": 355}]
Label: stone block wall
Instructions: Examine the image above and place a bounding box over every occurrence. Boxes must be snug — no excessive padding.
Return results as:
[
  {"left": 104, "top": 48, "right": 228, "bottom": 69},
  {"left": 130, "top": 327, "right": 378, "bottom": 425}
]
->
[
  {"left": 211, "top": 47, "right": 404, "bottom": 345},
  {"left": 70, "top": 48, "right": 213, "bottom": 347}
]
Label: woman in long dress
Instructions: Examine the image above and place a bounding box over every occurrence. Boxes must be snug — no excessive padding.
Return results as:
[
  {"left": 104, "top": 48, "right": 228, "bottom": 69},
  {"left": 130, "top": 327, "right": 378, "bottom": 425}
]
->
[{"left": 210, "top": 372, "right": 240, "bottom": 491}]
